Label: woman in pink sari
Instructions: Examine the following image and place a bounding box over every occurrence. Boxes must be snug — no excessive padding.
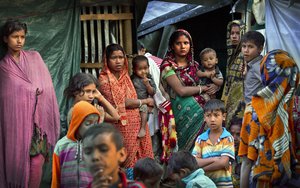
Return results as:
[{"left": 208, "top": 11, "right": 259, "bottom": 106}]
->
[{"left": 0, "top": 20, "right": 60, "bottom": 187}]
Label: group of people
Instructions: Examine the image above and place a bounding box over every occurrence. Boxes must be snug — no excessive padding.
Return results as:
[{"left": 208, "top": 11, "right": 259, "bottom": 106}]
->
[{"left": 0, "top": 18, "right": 299, "bottom": 188}]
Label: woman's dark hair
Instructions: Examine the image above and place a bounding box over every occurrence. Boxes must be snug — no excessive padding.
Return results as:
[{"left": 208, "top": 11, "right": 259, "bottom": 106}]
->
[
  {"left": 229, "top": 117, "right": 242, "bottom": 129},
  {"left": 134, "top": 157, "right": 163, "bottom": 181},
  {"left": 203, "top": 99, "right": 226, "bottom": 113},
  {"left": 2, "top": 19, "right": 27, "bottom": 38},
  {"left": 132, "top": 55, "right": 149, "bottom": 69},
  {"left": 1, "top": 20, "right": 27, "bottom": 51},
  {"left": 168, "top": 30, "right": 191, "bottom": 49},
  {"left": 105, "top": 43, "right": 125, "bottom": 62},
  {"left": 167, "top": 151, "right": 198, "bottom": 175},
  {"left": 82, "top": 123, "right": 124, "bottom": 150},
  {"left": 64, "top": 72, "right": 99, "bottom": 99}
]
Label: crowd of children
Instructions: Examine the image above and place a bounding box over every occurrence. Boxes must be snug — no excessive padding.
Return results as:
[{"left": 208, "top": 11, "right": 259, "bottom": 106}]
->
[{"left": 1, "top": 19, "right": 300, "bottom": 188}]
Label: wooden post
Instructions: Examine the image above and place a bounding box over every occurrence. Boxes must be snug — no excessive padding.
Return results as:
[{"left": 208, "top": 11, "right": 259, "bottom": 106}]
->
[
  {"left": 96, "top": 6, "right": 103, "bottom": 72},
  {"left": 82, "top": 7, "right": 89, "bottom": 74},
  {"left": 122, "top": 5, "right": 132, "bottom": 74}
]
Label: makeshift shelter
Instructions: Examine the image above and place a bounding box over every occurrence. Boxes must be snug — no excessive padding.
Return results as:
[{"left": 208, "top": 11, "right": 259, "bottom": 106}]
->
[
  {"left": 0, "top": 0, "right": 300, "bottom": 186},
  {"left": 0, "top": 0, "right": 240, "bottom": 131}
]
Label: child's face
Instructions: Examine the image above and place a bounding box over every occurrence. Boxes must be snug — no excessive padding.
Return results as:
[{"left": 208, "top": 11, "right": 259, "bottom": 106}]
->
[
  {"left": 77, "top": 114, "right": 99, "bottom": 138},
  {"left": 204, "top": 110, "right": 225, "bottom": 131},
  {"left": 230, "top": 124, "right": 241, "bottom": 148},
  {"left": 83, "top": 133, "right": 126, "bottom": 184},
  {"left": 75, "top": 83, "right": 97, "bottom": 104},
  {"left": 201, "top": 52, "right": 218, "bottom": 70},
  {"left": 230, "top": 25, "right": 241, "bottom": 45},
  {"left": 133, "top": 60, "right": 149, "bottom": 78},
  {"left": 4, "top": 30, "right": 26, "bottom": 53},
  {"left": 172, "top": 35, "right": 191, "bottom": 58},
  {"left": 241, "top": 40, "right": 263, "bottom": 62},
  {"left": 108, "top": 50, "right": 125, "bottom": 74}
]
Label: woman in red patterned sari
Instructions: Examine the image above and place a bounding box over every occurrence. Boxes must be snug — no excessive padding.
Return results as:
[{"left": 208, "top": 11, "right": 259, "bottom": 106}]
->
[{"left": 98, "top": 44, "right": 153, "bottom": 179}]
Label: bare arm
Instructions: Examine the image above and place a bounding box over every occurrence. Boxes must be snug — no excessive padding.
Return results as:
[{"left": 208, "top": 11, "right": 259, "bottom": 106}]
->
[
  {"left": 202, "top": 156, "right": 230, "bottom": 172},
  {"left": 125, "top": 98, "right": 154, "bottom": 109},
  {"left": 206, "top": 84, "right": 220, "bottom": 95},
  {"left": 165, "top": 74, "right": 204, "bottom": 97},
  {"left": 159, "top": 83, "right": 170, "bottom": 101},
  {"left": 240, "top": 61, "right": 248, "bottom": 76},
  {"left": 211, "top": 76, "right": 223, "bottom": 86},
  {"left": 196, "top": 70, "right": 207, "bottom": 78},
  {"left": 143, "top": 77, "right": 156, "bottom": 96},
  {"left": 94, "top": 89, "right": 120, "bottom": 122}
]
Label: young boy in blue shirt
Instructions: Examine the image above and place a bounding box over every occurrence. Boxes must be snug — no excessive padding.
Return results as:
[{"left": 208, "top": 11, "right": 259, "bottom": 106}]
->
[{"left": 192, "top": 99, "right": 235, "bottom": 187}]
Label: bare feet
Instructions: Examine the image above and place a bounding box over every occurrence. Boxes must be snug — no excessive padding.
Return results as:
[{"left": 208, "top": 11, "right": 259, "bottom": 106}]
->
[{"left": 138, "top": 128, "right": 146, "bottom": 138}]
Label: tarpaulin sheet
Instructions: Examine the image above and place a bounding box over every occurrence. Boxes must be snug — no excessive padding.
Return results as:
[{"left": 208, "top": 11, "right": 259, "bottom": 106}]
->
[
  {"left": 0, "top": 0, "right": 80, "bottom": 186},
  {"left": 265, "top": 0, "right": 300, "bottom": 68},
  {"left": 0, "top": 0, "right": 81, "bottom": 137}
]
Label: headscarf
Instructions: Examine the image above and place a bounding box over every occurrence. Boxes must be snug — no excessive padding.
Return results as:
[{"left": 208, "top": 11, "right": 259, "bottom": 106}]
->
[
  {"left": 161, "top": 29, "right": 199, "bottom": 99},
  {"left": 226, "top": 20, "right": 245, "bottom": 58},
  {"left": 225, "top": 20, "right": 245, "bottom": 84},
  {"left": 164, "top": 29, "right": 194, "bottom": 67},
  {"left": 67, "top": 101, "right": 100, "bottom": 141},
  {"left": 99, "top": 45, "right": 137, "bottom": 126}
]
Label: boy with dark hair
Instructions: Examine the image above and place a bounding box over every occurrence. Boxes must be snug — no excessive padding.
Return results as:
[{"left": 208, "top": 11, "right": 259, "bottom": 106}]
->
[
  {"left": 240, "top": 31, "right": 265, "bottom": 105},
  {"left": 82, "top": 123, "right": 146, "bottom": 188},
  {"left": 192, "top": 99, "right": 235, "bottom": 187},
  {"left": 238, "top": 30, "right": 265, "bottom": 188},
  {"left": 164, "top": 151, "right": 216, "bottom": 188},
  {"left": 134, "top": 157, "right": 163, "bottom": 188}
]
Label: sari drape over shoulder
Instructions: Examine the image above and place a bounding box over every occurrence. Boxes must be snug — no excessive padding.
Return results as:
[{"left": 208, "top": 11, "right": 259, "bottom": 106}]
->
[
  {"left": 160, "top": 29, "right": 205, "bottom": 151},
  {"left": 238, "top": 50, "right": 299, "bottom": 187},
  {"left": 98, "top": 50, "right": 153, "bottom": 169},
  {"left": 221, "top": 20, "right": 246, "bottom": 128},
  {"left": 0, "top": 50, "right": 60, "bottom": 187}
]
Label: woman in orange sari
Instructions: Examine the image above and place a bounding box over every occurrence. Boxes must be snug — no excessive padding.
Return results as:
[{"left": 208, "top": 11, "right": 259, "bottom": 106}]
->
[
  {"left": 98, "top": 44, "right": 153, "bottom": 179},
  {"left": 238, "top": 49, "right": 300, "bottom": 187}
]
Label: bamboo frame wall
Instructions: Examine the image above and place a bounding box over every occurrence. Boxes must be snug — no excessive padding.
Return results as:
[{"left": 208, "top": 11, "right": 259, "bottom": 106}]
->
[{"left": 80, "top": 4, "right": 133, "bottom": 77}]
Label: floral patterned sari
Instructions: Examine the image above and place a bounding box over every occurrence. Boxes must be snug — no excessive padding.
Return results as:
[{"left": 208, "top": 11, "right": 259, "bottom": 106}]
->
[{"left": 160, "top": 29, "right": 205, "bottom": 151}]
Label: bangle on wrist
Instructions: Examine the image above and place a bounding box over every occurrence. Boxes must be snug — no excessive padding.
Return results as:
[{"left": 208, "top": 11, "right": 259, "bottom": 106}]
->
[
  {"left": 199, "top": 85, "right": 202, "bottom": 95},
  {"left": 138, "top": 99, "right": 142, "bottom": 107}
]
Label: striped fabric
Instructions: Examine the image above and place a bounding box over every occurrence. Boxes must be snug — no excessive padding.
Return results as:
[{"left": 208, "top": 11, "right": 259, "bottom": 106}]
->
[
  {"left": 192, "top": 128, "right": 235, "bottom": 187},
  {"left": 51, "top": 101, "right": 100, "bottom": 188},
  {"left": 53, "top": 137, "right": 92, "bottom": 188}
]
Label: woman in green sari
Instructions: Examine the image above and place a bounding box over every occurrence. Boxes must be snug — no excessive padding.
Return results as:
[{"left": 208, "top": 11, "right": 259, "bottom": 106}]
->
[{"left": 160, "top": 29, "right": 218, "bottom": 151}]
